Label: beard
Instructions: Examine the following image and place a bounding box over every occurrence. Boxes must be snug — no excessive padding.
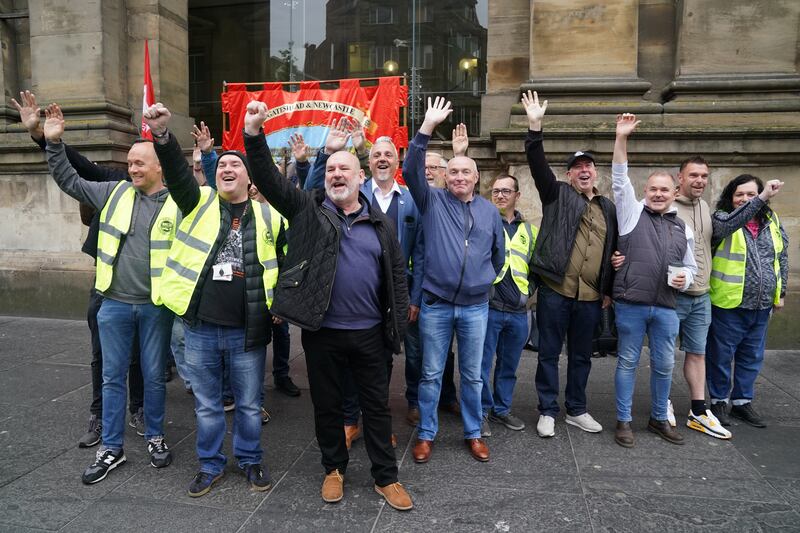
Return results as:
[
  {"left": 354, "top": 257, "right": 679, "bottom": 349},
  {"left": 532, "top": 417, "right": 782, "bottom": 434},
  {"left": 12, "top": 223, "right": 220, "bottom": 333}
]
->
[{"left": 325, "top": 180, "right": 359, "bottom": 202}]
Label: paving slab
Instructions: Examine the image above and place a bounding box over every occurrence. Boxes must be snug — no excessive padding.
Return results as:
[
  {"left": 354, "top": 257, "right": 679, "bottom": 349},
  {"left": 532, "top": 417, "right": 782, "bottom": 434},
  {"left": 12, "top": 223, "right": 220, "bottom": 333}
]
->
[{"left": 0, "top": 316, "right": 799, "bottom": 532}]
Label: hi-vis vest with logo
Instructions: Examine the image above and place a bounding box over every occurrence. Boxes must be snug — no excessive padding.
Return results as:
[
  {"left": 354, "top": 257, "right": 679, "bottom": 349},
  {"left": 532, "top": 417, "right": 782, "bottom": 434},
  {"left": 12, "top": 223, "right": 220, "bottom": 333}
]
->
[
  {"left": 159, "top": 187, "right": 284, "bottom": 316},
  {"left": 710, "top": 212, "right": 783, "bottom": 309},
  {"left": 494, "top": 222, "right": 538, "bottom": 295},
  {"left": 95, "top": 181, "right": 179, "bottom": 305}
]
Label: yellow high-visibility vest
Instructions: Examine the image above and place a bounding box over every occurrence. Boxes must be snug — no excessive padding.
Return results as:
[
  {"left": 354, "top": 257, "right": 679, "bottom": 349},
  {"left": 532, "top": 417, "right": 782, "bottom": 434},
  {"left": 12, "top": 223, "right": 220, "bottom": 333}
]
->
[
  {"left": 95, "top": 181, "right": 178, "bottom": 305},
  {"left": 494, "top": 221, "right": 538, "bottom": 295},
  {"left": 709, "top": 212, "right": 783, "bottom": 309},
  {"left": 159, "top": 187, "right": 283, "bottom": 316}
]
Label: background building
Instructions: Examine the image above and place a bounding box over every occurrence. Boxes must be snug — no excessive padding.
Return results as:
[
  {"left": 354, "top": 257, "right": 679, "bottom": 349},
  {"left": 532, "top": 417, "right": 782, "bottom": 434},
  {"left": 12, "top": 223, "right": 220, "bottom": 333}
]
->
[{"left": 0, "top": 0, "right": 798, "bottom": 346}]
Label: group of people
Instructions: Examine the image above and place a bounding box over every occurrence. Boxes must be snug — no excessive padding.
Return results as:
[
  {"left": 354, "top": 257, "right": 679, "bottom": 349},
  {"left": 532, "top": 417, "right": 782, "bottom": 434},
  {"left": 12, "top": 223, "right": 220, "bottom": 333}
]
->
[{"left": 11, "top": 85, "right": 787, "bottom": 512}]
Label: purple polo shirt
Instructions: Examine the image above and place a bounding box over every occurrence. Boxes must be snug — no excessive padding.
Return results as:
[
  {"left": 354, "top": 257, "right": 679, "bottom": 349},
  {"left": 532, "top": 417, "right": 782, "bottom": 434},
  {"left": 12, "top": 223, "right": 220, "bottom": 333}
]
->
[{"left": 321, "top": 196, "right": 383, "bottom": 329}]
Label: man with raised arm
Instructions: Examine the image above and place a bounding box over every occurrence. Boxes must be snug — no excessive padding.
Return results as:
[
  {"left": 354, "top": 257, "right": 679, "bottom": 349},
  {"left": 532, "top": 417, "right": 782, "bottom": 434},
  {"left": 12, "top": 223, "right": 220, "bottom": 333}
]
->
[
  {"left": 12, "top": 91, "right": 146, "bottom": 448},
  {"left": 403, "top": 97, "right": 505, "bottom": 464},
  {"left": 242, "top": 101, "right": 413, "bottom": 511},
  {"left": 143, "top": 103, "right": 283, "bottom": 497},
  {"left": 42, "top": 103, "right": 176, "bottom": 484},
  {"left": 521, "top": 90, "right": 617, "bottom": 438},
  {"left": 610, "top": 113, "right": 696, "bottom": 448}
]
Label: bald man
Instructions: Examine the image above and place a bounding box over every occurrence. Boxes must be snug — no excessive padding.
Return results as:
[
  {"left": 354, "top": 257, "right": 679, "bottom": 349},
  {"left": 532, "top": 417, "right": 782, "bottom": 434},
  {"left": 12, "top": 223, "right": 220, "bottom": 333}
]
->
[{"left": 241, "top": 102, "right": 413, "bottom": 511}]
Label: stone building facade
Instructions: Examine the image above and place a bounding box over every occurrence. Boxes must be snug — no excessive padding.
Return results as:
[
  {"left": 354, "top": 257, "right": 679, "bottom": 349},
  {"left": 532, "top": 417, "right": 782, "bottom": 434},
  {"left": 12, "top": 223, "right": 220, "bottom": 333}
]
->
[{"left": 0, "top": 0, "right": 798, "bottom": 346}]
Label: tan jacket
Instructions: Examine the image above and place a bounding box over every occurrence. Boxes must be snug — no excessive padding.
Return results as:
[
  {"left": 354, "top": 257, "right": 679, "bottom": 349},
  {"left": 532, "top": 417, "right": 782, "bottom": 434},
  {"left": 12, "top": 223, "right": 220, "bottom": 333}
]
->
[{"left": 674, "top": 196, "right": 713, "bottom": 296}]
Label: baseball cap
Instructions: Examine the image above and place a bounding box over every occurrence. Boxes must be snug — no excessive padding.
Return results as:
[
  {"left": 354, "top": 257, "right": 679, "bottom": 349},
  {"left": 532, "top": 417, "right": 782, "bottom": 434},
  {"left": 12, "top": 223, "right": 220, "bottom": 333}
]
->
[{"left": 566, "top": 150, "right": 596, "bottom": 170}]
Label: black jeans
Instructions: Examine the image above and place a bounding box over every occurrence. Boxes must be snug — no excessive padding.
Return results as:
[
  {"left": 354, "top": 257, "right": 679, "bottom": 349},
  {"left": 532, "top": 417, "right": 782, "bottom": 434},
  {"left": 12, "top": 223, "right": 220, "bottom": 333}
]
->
[
  {"left": 271, "top": 320, "right": 291, "bottom": 378},
  {"left": 302, "top": 325, "right": 397, "bottom": 486},
  {"left": 87, "top": 288, "right": 144, "bottom": 417}
]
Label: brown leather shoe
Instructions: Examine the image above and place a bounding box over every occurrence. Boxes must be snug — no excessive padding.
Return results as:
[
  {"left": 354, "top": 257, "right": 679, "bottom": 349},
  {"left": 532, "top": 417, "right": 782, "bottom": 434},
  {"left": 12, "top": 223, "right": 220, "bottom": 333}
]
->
[
  {"left": 321, "top": 469, "right": 344, "bottom": 503},
  {"left": 412, "top": 439, "right": 433, "bottom": 463},
  {"left": 344, "top": 424, "right": 361, "bottom": 450},
  {"left": 647, "top": 418, "right": 684, "bottom": 445},
  {"left": 375, "top": 482, "right": 413, "bottom": 511},
  {"left": 391, "top": 433, "right": 397, "bottom": 448},
  {"left": 406, "top": 407, "right": 420, "bottom": 427},
  {"left": 465, "top": 438, "right": 490, "bottom": 462},
  {"left": 439, "top": 402, "right": 461, "bottom": 416},
  {"left": 614, "top": 421, "right": 634, "bottom": 448}
]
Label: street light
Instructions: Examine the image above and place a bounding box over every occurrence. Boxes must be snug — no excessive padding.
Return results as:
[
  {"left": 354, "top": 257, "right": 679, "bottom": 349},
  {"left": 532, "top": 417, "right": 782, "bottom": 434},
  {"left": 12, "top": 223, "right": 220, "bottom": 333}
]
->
[{"left": 383, "top": 60, "right": 399, "bottom": 74}]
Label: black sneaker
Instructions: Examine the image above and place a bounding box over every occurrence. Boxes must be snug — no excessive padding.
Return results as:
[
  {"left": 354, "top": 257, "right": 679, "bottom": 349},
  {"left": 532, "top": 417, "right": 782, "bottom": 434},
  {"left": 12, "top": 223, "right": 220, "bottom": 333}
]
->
[
  {"left": 164, "top": 365, "right": 174, "bottom": 383},
  {"left": 710, "top": 402, "right": 731, "bottom": 426},
  {"left": 730, "top": 403, "right": 767, "bottom": 428},
  {"left": 78, "top": 415, "right": 102, "bottom": 448},
  {"left": 129, "top": 407, "right": 145, "bottom": 436},
  {"left": 188, "top": 471, "right": 224, "bottom": 497},
  {"left": 147, "top": 436, "right": 172, "bottom": 468},
  {"left": 223, "top": 398, "right": 236, "bottom": 412},
  {"left": 275, "top": 376, "right": 301, "bottom": 397},
  {"left": 82, "top": 448, "right": 126, "bottom": 484},
  {"left": 261, "top": 407, "right": 271, "bottom": 425},
  {"left": 243, "top": 463, "right": 272, "bottom": 492},
  {"left": 488, "top": 411, "right": 526, "bottom": 431}
]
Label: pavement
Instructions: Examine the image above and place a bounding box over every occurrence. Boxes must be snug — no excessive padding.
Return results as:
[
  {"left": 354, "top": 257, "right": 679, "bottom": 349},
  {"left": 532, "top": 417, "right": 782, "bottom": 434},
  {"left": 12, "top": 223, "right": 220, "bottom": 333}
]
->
[{"left": 0, "top": 315, "right": 799, "bottom": 532}]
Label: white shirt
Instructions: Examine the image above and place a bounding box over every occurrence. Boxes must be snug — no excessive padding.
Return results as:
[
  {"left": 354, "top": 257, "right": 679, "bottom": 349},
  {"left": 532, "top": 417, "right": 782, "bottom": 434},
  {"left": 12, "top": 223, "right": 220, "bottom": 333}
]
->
[{"left": 371, "top": 179, "right": 402, "bottom": 214}]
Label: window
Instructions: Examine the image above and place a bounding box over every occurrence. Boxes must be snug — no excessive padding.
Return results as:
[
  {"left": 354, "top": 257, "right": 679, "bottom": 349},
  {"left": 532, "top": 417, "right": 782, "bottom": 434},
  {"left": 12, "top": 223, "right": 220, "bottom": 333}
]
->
[
  {"left": 370, "top": 45, "right": 399, "bottom": 70},
  {"left": 348, "top": 42, "right": 372, "bottom": 73},
  {"left": 368, "top": 6, "right": 393, "bottom": 25},
  {"left": 417, "top": 45, "right": 433, "bottom": 70}
]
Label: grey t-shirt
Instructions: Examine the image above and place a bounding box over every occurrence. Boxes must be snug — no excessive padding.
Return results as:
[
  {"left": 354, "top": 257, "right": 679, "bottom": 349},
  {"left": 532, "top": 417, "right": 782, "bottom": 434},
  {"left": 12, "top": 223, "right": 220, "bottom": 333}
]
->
[{"left": 46, "top": 141, "right": 169, "bottom": 304}]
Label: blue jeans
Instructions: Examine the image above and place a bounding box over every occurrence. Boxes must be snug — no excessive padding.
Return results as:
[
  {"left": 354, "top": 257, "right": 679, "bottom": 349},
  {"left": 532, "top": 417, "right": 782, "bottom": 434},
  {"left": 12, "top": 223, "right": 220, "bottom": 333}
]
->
[
  {"left": 535, "top": 285, "right": 600, "bottom": 416},
  {"left": 185, "top": 321, "right": 266, "bottom": 475},
  {"left": 417, "top": 295, "right": 488, "bottom": 440},
  {"left": 706, "top": 306, "right": 771, "bottom": 403},
  {"left": 481, "top": 309, "right": 528, "bottom": 416},
  {"left": 614, "top": 301, "right": 680, "bottom": 422},
  {"left": 170, "top": 317, "right": 191, "bottom": 391},
  {"left": 404, "top": 320, "right": 458, "bottom": 409},
  {"left": 97, "top": 299, "right": 172, "bottom": 449}
]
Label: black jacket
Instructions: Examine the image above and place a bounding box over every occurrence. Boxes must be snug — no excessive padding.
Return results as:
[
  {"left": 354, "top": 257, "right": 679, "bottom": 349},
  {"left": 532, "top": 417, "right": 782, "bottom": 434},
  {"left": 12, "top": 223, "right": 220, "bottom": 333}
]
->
[
  {"left": 525, "top": 130, "right": 617, "bottom": 297},
  {"left": 244, "top": 130, "right": 408, "bottom": 353},
  {"left": 154, "top": 132, "right": 282, "bottom": 350}
]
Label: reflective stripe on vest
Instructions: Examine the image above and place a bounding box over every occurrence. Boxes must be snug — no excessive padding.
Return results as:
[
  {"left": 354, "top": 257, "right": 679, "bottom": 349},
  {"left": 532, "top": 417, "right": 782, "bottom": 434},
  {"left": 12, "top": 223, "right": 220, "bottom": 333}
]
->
[
  {"left": 494, "top": 222, "right": 538, "bottom": 295},
  {"left": 709, "top": 212, "right": 783, "bottom": 309},
  {"left": 95, "top": 181, "right": 178, "bottom": 305},
  {"left": 159, "top": 188, "right": 283, "bottom": 316}
]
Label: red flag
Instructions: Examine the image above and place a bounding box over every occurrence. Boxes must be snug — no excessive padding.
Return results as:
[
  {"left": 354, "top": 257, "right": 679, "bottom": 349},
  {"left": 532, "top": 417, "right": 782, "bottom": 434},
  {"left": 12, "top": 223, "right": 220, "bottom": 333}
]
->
[
  {"left": 141, "top": 41, "right": 155, "bottom": 139},
  {"left": 221, "top": 77, "right": 407, "bottom": 153}
]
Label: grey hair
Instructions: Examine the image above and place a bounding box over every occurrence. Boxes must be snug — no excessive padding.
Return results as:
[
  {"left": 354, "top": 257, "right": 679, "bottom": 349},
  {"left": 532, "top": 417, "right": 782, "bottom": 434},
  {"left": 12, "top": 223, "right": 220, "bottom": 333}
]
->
[{"left": 370, "top": 136, "right": 397, "bottom": 157}]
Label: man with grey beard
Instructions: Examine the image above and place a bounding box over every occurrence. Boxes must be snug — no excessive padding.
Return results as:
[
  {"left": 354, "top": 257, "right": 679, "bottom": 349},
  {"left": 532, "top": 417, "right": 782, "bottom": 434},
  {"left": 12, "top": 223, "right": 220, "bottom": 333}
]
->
[{"left": 242, "top": 102, "right": 412, "bottom": 511}]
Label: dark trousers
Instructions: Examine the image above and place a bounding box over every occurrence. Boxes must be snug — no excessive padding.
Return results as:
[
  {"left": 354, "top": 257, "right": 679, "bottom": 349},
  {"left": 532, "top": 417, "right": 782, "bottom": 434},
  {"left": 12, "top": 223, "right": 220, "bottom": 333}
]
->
[
  {"left": 302, "top": 325, "right": 397, "bottom": 486},
  {"left": 87, "top": 288, "right": 143, "bottom": 417},
  {"left": 271, "top": 320, "right": 291, "bottom": 378},
  {"left": 534, "top": 285, "right": 600, "bottom": 417}
]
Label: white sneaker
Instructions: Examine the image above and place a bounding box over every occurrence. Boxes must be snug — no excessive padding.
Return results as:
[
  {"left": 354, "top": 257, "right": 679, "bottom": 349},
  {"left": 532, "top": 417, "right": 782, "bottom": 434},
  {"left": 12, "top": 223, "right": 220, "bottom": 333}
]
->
[
  {"left": 667, "top": 399, "right": 676, "bottom": 427},
  {"left": 536, "top": 415, "right": 555, "bottom": 438},
  {"left": 687, "top": 409, "right": 732, "bottom": 440},
  {"left": 565, "top": 413, "right": 603, "bottom": 433}
]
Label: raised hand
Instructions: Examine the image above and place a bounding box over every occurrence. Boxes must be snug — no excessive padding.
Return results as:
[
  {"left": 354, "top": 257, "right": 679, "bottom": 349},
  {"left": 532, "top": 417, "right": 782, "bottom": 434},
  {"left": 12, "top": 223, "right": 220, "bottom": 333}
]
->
[
  {"left": 615, "top": 113, "right": 641, "bottom": 137},
  {"left": 288, "top": 133, "right": 308, "bottom": 162},
  {"left": 759, "top": 179, "right": 784, "bottom": 201},
  {"left": 244, "top": 100, "right": 268, "bottom": 136},
  {"left": 191, "top": 121, "right": 214, "bottom": 153},
  {"left": 520, "top": 90, "right": 547, "bottom": 131},
  {"left": 420, "top": 96, "right": 453, "bottom": 135},
  {"left": 350, "top": 120, "right": 367, "bottom": 155},
  {"left": 142, "top": 102, "right": 171, "bottom": 136},
  {"left": 324, "top": 116, "right": 353, "bottom": 154},
  {"left": 452, "top": 122, "right": 469, "bottom": 157},
  {"left": 43, "top": 103, "right": 65, "bottom": 143},
  {"left": 10, "top": 90, "right": 42, "bottom": 137}
]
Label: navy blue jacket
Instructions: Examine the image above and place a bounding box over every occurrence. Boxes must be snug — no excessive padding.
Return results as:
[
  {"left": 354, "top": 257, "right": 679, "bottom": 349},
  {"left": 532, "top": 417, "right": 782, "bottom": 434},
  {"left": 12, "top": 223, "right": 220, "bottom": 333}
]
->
[{"left": 402, "top": 132, "right": 505, "bottom": 305}]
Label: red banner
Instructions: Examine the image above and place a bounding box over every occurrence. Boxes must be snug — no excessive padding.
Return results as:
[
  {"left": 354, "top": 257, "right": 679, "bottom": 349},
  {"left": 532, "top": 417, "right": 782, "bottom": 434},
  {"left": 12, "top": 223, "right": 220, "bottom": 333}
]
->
[{"left": 221, "top": 77, "right": 407, "bottom": 153}]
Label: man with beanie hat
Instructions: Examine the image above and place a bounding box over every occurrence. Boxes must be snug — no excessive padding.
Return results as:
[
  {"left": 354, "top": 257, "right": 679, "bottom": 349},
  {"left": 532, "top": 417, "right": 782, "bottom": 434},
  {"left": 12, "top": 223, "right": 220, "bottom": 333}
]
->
[{"left": 144, "top": 103, "right": 285, "bottom": 498}]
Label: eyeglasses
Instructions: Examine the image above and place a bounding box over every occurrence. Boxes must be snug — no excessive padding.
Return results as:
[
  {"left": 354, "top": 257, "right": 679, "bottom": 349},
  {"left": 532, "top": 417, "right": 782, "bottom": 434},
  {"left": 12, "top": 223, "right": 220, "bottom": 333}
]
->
[
  {"left": 425, "top": 165, "right": 446, "bottom": 172},
  {"left": 491, "top": 188, "right": 516, "bottom": 197}
]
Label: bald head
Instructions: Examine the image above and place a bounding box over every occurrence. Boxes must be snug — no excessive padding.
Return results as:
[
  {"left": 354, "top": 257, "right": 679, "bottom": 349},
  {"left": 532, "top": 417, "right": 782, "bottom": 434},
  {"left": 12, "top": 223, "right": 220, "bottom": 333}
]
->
[
  {"left": 445, "top": 156, "right": 479, "bottom": 202},
  {"left": 127, "top": 141, "right": 164, "bottom": 195},
  {"left": 325, "top": 150, "right": 364, "bottom": 211}
]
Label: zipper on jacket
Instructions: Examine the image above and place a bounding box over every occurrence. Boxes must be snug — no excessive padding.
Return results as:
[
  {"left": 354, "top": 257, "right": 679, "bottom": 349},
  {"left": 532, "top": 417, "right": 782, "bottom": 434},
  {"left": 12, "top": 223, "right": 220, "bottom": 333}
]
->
[
  {"left": 320, "top": 208, "right": 342, "bottom": 316},
  {"left": 453, "top": 202, "right": 474, "bottom": 301}
]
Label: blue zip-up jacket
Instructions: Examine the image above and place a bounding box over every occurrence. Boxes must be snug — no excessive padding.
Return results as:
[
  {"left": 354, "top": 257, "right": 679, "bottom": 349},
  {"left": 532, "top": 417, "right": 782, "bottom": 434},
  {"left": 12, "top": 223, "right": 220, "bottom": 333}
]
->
[
  {"left": 307, "top": 150, "right": 424, "bottom": 306},
  {"left": 402, "top": 132, "right": 505, "bottom": 305}
]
